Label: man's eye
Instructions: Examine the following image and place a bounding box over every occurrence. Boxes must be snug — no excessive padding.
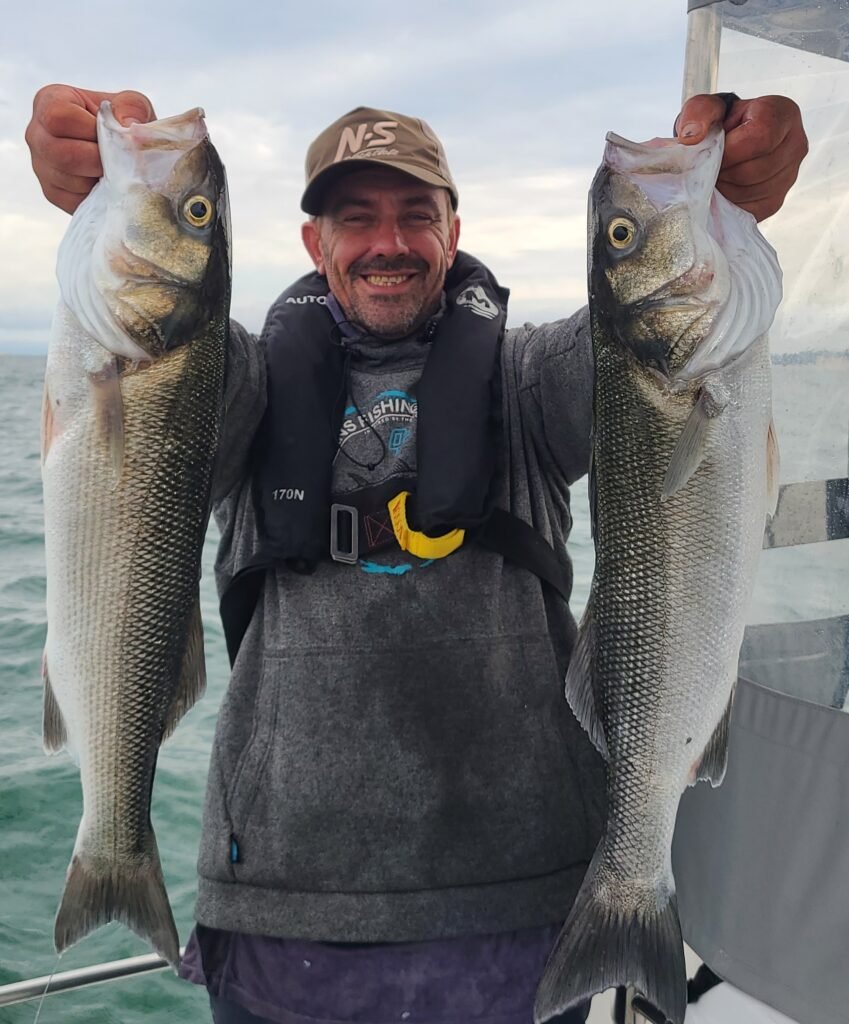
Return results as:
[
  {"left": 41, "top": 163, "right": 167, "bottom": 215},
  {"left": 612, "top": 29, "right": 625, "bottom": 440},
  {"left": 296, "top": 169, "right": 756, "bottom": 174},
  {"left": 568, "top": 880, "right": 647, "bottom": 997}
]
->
[{"left": 407, "top": 212, "right": 435, "bottom": 223}]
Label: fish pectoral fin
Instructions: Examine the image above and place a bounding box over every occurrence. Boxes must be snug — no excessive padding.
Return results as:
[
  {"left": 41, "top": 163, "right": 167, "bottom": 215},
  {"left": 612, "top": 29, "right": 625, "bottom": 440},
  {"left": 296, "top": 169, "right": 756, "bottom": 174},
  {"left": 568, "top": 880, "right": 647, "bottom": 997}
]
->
[
  {"left": 161, "top": 596, "right": 207, "bottom": 742},
  {"left": 588, "top": 440, "right": 598, "bottom": 542},
  {"left": 564, "top": 598, "right": 608, "bottom": 759},
  {"left": 41, "top": 379, "right": 58, "bottom": 463},
  {"left": 88, "top": 356, "right": 125, "bottom": 481},
  {"left": 766, "top": 418, "right": 780, "bottom": 517},
  {"left": 42, "top": 656, "right": 68, "bottom": 754},
  {"left": 690, "top": 686, "right": 735, "bottom": 788},
  {"left": 661, "top": 382, "right": 727, "bottom": 499}
]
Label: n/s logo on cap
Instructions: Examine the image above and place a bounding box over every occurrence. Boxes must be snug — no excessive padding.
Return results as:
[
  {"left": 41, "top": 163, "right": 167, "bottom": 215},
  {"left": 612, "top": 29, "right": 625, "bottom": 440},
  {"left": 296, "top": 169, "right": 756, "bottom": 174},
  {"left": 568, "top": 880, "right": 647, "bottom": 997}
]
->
[{"left": 334, "top": 121, "right": 399, "bottom": 162}]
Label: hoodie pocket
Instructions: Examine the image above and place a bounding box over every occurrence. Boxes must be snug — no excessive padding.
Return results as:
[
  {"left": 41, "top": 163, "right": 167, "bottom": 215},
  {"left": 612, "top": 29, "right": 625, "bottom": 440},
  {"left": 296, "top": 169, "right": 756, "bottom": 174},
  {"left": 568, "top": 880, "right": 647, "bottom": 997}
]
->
[{"left": 217, "top": 636, "right": 594, "bottom": 895}]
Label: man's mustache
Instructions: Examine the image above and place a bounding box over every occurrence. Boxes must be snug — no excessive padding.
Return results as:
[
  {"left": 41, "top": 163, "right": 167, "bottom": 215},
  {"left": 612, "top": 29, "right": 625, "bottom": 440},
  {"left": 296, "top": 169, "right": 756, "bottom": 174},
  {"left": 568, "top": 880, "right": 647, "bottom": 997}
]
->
[{"left": 349, "top": 256, "right": 429, "bottom": 275}]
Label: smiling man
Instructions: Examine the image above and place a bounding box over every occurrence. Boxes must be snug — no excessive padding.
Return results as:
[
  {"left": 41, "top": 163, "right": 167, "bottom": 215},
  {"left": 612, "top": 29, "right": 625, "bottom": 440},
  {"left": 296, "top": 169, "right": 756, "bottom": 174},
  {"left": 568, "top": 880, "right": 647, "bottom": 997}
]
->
[
  {"left": 25, "top": 93, "right": 807, "bottom": 1024},
  {"left": 301, "top": 158, "right": 460, "bottom": 340}
]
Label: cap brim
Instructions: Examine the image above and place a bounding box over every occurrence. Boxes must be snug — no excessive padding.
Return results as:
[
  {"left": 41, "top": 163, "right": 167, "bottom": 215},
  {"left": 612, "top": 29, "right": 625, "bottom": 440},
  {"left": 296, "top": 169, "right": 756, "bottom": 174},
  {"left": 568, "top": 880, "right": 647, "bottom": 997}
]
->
[{"left": 301, "top": 159, "right": 458, "bottom": 215}]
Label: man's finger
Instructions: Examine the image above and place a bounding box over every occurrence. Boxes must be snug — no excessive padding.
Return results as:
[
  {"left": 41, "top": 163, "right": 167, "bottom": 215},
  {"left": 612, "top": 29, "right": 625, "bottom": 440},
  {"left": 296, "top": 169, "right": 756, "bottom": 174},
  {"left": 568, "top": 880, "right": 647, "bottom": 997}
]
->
[
  {"left": 716, "top": 165, "right": 800, "bottom": 221},
  {"left": 674, "top": 93, "right": 729, "bottom": 143},
  {"left": 108, "top": 89, "right": 156, "bottom": 127},
  {"left": 39, "top": 183, "right": 93, "bottom": 216},
  {"left": 33, "top": 159, "right": 100, "bottom": 200},
  {"left": 718, "top": 150, "right": 795, "bottom": 190},
  {"left": 27, "top": 121, "right": 103, "bottom": 179}
]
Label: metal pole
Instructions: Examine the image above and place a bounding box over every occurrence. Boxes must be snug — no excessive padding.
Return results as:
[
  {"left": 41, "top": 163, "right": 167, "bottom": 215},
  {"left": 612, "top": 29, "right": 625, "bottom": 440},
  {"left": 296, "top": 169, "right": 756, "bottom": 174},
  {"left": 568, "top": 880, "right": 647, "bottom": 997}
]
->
[
  {"left": 0, "top": 949, "right": 183, "bottom": 1007},
  {"left": 682, "top": 5, "right": 723, "bottom": 102}
]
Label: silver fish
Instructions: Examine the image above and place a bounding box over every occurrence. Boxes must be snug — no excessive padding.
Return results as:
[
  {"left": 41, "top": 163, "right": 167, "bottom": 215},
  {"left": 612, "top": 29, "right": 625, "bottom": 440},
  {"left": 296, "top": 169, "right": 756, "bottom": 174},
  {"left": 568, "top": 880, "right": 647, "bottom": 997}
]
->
[
  {"left": 41, "top": 103, "right": 230, "bottom": 967},
  {"left": 535, "top": 128, "right": 782, "bottom": 1024}
]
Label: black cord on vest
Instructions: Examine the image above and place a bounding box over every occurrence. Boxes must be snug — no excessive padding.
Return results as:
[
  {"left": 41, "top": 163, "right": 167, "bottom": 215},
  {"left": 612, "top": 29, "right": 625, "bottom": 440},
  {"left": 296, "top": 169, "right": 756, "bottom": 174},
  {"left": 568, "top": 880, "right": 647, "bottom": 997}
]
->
[{"left": 330, "top": 328, "right": 388, "bottom": 474}]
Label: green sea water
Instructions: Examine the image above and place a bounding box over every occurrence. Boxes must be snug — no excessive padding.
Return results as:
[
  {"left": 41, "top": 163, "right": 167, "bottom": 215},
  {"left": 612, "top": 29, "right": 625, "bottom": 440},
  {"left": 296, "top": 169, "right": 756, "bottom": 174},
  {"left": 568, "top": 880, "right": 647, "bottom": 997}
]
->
[{"left": 0, "top": 352, "right": 846, "bottom": 1023}]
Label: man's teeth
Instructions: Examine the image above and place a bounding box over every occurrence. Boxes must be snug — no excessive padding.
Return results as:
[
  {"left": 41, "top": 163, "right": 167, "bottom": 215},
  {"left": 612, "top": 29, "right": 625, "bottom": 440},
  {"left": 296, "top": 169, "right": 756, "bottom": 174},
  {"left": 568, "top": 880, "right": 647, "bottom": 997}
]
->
[{"left": 364, "top": 274, "right": 411, "bottom": 286}]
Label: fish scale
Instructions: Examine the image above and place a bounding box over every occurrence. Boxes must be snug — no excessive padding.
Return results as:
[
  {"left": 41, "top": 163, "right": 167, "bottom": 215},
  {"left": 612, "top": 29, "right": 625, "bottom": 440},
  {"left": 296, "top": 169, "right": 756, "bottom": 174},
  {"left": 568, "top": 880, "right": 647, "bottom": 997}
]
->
[{"left": 41, "top": 104, "right": 229, "bottom": 967}]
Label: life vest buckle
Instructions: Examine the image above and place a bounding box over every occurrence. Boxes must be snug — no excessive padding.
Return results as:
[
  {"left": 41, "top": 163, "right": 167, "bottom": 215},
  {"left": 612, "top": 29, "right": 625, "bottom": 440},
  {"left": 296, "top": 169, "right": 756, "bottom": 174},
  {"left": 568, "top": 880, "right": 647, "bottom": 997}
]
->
[{"left": 330, "top": 503, "right": 359, "bottom": 564}]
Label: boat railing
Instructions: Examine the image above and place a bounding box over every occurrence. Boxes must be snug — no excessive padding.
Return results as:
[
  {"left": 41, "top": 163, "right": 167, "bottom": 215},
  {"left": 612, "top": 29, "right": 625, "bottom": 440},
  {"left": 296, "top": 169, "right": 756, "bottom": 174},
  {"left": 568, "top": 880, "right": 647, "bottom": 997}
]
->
[{"left": 0, "top": 949, "right": 181, "bottom": 1008}]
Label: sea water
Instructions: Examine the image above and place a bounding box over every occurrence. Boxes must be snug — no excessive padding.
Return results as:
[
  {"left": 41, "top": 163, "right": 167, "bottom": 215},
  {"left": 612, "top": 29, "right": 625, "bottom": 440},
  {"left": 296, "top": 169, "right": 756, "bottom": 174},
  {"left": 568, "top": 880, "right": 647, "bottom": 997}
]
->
[{"left": 0, "top": 353, "right": 845, "bottom": 1024}]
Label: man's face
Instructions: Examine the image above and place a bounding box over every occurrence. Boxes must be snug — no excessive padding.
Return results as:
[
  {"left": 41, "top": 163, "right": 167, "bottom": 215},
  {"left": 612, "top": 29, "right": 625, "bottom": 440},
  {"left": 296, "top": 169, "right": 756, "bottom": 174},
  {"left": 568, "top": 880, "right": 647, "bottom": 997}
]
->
[{"left": 301, "top": 167, "right": 460, "bottom": 339}]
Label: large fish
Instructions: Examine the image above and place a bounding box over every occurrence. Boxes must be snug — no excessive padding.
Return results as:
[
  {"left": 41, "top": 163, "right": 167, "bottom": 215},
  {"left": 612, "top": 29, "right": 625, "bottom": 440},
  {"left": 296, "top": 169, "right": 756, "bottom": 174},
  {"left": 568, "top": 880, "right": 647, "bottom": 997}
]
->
[
  {"left": 534, "top": 128, "right": 782, "bottom": 1024},
  {"left": 40, "top": 103, "right": 229, "bottom": 967}
]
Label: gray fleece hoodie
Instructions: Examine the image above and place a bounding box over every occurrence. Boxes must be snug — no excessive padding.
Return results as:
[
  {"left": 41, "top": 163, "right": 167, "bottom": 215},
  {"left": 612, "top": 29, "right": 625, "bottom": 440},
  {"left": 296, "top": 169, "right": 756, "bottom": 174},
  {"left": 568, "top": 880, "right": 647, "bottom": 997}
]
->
[{"left": 194, "top": 298, "right": 606, "bottom": 942}]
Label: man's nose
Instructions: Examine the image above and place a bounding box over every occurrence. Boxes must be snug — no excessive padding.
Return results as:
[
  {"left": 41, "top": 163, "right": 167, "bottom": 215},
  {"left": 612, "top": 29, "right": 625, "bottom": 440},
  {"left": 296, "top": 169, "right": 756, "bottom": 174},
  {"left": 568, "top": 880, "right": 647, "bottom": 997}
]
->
[{"left": 367, "top": 216, "right": 411, "bottom": 258}]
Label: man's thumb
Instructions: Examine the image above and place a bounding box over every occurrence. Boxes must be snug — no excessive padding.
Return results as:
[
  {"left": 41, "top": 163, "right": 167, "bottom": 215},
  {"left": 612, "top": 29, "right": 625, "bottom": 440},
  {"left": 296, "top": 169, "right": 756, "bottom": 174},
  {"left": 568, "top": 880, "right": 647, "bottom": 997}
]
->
[{"left": 110, "top": 90, "right": 156, "bottom": 127}]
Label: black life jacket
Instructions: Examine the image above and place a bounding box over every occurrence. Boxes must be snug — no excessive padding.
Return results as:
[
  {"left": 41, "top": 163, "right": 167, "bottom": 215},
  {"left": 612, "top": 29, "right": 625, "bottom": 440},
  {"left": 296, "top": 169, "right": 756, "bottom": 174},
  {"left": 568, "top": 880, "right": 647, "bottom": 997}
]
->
[{"left": 220, "top": 252, "right": 571, "bottom": 664}]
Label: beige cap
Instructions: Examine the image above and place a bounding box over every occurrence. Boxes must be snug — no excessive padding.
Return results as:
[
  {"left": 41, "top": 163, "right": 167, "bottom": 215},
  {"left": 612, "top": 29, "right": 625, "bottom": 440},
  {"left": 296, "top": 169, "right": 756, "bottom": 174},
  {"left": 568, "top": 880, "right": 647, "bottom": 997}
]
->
[{"left": 301, "top": 106, "right": 458, "bottom": 215}]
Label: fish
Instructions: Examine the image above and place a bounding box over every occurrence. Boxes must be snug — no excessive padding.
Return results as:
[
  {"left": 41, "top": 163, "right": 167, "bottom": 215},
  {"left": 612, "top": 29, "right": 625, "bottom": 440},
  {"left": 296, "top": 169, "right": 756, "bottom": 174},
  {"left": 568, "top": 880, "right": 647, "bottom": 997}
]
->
[
  {"left": 40, "top": 102, "right": 230, "bottom": 967},
  {"left": 534, "top": 126, "right": 782, "bottom": 1024}
]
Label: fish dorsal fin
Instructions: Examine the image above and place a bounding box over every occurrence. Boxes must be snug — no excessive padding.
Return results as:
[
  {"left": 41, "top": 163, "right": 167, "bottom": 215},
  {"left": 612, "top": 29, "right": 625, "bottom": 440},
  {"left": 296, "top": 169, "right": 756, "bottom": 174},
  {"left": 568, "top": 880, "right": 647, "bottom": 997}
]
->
[
  {"left": 161, "top": 596, "right": 206, "bottom": 742},
  {"left": 42, "top": 653, "right": 68, "bottom": 755},
  {"left": 564, "top": 597, "right": 608, "bottom": 759},
  {"left": 766, "top": 419, "right": 781, "bottom": 517},
  {"left": 661, "top": 379, "right": 729, "bottom": 499},
  {"left": 690, "top": 687, "right": 735, "bottom": 787}
]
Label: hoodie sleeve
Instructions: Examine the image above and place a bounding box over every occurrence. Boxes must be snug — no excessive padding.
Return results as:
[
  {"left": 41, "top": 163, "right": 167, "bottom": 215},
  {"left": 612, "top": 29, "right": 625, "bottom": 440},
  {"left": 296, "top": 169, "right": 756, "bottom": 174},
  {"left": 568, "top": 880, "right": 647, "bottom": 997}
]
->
[
  {"left": 504, "top": 306, "right": 594, "bottom": 485},
  {"left": 211, "top": 320, "right": 267, "bottom": 504}
]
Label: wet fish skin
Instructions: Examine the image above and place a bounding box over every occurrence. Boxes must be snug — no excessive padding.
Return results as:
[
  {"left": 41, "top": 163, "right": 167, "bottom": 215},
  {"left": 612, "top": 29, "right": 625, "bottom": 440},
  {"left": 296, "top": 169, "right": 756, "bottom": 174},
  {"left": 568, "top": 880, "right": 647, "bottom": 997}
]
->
[
  {"left": 535, "top": 129, "right": 781, "bottom": 1024},
  {"left": 41, "top": 104, "right": 230, "bottom": 967}
]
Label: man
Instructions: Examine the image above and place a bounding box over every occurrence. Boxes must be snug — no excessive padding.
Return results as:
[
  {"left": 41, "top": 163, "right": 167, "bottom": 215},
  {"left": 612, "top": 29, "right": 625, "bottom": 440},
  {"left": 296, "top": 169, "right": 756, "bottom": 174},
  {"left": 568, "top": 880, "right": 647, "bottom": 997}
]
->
[{"left": 26, "top": 86, "right": 807, "bottom": 1024}]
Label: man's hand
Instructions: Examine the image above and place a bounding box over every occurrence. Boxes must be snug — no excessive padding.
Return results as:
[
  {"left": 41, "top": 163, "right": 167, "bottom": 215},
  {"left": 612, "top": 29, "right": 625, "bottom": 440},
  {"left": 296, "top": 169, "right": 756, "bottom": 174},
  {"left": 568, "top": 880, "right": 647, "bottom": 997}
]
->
[
  {"left": 676, "top": 93, "right": 808, "bottom": 222},
  {"left": 25, "top": 85, "right": 156, "bottom": 214}
]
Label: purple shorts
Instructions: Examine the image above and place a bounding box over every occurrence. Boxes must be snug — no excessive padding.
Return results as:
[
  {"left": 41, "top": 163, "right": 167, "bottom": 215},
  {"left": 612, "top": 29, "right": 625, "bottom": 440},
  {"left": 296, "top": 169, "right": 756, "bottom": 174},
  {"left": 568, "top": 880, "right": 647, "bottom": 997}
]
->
[{"left": 181, "top": 923, "right": 591, "bottom": 1024}]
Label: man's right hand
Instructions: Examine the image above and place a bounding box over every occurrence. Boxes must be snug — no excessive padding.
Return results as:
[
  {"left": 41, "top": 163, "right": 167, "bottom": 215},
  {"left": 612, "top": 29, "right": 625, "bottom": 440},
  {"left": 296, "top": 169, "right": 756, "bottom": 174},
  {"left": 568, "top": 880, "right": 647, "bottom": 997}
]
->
[{"left": 25, "top": 85, "right": 156, "bottom": 214}]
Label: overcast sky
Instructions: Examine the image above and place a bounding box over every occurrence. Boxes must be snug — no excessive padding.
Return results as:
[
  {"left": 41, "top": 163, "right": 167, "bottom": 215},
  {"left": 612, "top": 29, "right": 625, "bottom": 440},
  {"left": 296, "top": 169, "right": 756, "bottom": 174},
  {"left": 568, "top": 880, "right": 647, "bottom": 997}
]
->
[
  {"left": 2, "top": 1, "right": 846, "bottom": 354},
  {"left": 2, "top": 0, "right": 695, "bottom": 352}
]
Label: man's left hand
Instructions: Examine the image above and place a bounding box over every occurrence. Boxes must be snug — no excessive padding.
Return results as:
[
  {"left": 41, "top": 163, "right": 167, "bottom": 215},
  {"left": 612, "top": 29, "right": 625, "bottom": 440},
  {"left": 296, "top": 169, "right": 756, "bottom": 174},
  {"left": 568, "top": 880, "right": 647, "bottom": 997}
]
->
[{"left": 676, "top": 94, "right": 808, "bottom": 221}]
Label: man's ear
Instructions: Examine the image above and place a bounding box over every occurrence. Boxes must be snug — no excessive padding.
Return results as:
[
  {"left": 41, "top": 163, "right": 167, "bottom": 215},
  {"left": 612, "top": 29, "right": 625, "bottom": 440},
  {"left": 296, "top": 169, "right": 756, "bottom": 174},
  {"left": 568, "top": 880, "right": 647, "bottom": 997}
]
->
[
  {"left": 447, "top": 214, "right": 461, "bottom": 268},
  {"left": 301, "top": 220, "right": 326, "bottom": 275}
]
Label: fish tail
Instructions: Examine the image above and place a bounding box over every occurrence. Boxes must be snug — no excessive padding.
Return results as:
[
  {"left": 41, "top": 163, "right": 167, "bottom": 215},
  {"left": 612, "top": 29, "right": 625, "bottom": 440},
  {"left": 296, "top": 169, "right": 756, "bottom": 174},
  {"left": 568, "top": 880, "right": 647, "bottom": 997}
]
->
[
  {"left": 54, "top": 835, "right": 180, "bottom": 968},
  {"left": 534, "top": 856, "right": 686, "bottom": 1024}
]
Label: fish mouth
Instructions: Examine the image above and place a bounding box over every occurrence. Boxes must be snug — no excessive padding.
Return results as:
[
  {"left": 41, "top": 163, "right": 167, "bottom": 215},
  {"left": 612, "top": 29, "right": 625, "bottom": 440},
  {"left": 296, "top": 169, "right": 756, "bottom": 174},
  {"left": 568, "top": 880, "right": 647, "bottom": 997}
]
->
[
  {"left": 109, "top": 243, "right": 197, "bottom": 289},
  {"left": 614, "top": 297, "right": 717, "bottom": 379},
  {"left": 630, "top": 296, "right": 710, "bottom": 314}
]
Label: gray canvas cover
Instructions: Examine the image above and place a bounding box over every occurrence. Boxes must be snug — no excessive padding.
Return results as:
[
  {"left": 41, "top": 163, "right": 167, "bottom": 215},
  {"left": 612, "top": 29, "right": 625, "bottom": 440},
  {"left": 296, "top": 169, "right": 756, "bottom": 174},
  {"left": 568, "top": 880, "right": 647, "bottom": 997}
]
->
[
  {"left": 688, "top": 0, "right": 849, "bottom": 62},
  {"left": 672, "top": 618, "right": 849, "bottom": 1024}
]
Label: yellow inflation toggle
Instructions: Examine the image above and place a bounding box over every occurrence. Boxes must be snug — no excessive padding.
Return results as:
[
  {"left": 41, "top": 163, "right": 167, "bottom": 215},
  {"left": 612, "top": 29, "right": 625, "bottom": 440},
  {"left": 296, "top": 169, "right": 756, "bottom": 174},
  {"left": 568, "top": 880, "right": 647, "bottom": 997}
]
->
[{"left": 387, "top": 491, "right": 465, "bottom": 560}]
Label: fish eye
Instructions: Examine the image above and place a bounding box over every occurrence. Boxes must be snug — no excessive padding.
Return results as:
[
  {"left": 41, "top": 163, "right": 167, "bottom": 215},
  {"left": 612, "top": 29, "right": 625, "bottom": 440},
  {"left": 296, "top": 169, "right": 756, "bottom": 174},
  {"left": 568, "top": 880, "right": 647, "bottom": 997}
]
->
[
  {"left": 607, "top": 217, "right": 636, "bottom": 249},
  {"left": 183, "top": 195, "right": 213, "bottom": 228}
]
